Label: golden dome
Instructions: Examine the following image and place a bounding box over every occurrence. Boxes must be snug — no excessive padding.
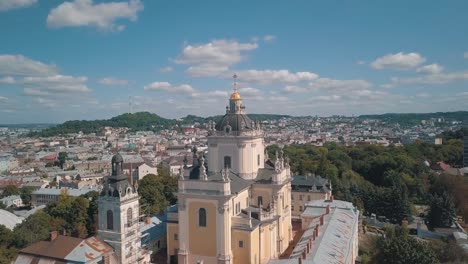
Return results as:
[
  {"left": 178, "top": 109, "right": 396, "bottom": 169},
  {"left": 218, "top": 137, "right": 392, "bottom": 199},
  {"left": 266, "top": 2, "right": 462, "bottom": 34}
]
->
[{"left": 230, "top": 90, "right": 241, "bottom": 100}]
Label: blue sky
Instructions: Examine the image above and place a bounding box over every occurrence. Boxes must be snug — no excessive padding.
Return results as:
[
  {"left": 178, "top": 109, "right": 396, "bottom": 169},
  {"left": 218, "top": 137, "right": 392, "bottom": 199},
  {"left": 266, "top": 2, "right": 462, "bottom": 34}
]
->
[{"left": 0, "top": 0, "right": 467, "bottom": 123}]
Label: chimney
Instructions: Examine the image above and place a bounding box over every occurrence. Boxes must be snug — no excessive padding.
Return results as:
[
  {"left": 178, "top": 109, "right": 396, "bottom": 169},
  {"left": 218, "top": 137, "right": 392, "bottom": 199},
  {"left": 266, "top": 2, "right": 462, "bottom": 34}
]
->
[
  {"left": 330, "top": 195, "right": 334, "bottom": 202},
  {"left": 302, "top": 251, "right": 306, "bottom": 259},
  {"left": 298, "top": 257, "right": 302, "bottom": 264},
  {"left": 307, "top": 240, "right": 310, "bottom": 254},
  {"left": 320, "top": 215, "right": 324, "bottom": 226},
  {"left": 49, "top": 231, "right": 58, "bottom": 241},
  {"left": 326, "top": 205, "right": 330, "bottom": 214},
  {"left": 102, "top": 254, "right": 110, "bottom": 264},
  {"left": 145, "top": 216, "right": 151, "bottom": 225}
]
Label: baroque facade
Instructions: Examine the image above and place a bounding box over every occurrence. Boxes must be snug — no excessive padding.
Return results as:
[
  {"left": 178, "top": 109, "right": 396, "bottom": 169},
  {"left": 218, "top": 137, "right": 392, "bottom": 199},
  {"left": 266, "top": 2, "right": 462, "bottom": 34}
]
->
[{"left": 167, "top": 78, "right": 293, "bottom": 264}]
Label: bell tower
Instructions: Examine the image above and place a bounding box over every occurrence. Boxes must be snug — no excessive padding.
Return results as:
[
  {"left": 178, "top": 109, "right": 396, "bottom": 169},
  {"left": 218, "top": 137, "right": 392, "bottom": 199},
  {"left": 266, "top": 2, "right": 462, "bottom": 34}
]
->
[{"left": 97, "top": 153, "right": 148, "bottom": 264}]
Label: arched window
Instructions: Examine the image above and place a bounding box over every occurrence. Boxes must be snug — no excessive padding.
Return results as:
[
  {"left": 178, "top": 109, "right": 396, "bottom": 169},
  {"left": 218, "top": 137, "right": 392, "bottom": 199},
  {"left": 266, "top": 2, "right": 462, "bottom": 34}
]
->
[
  {"left": 199, "top": 208, "right": 207, "bottom": 227},
  {"left": 127, "top": 208, "right": 133, "bottom": 227},
  {"left": 107, "top": 210, "right": 113, "bottom": 230},
  {"left": 224, "top": 156, "right": 231, "bottom": 169},
  {"left": 258, "top": 196, "right": 263, "bottom": 207}
]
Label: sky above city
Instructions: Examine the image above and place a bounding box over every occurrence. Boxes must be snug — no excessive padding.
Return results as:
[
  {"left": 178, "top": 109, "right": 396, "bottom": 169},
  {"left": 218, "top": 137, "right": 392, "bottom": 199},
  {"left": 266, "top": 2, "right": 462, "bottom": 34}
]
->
[{"left": 0, "top": 0, "right": 468, "bottom": 124}]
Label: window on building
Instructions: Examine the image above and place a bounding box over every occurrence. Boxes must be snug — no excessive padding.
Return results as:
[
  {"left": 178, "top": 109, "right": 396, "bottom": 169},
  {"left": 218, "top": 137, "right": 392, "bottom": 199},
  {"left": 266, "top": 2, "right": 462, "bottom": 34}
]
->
[
  {"left": 106, "top": 210, "right": 113, "bottom": 230},
  {"left": 299, "top": 206, "right": 303, "bottom": 212},
  {"left": 299, "top": 195, "right": 303, "bottom": 201},
  {"left": 199, "top": 208, "right": 207, "bottom": 227},
  {"left": 127, "top": 208, "right": 133, "bottom": 227},
  {"left": 224, "top": 156, "right": 231, "bottom": 169},
  {"left": 239, "top": 240, "right": 244, "bottom": 248},
  {"left": 258, "top": 196, "right": 263, "bottom": 207},
  {"left": 291, "top": 194, "right": 294, "bottom": 200},
  {"left": 174, "top": 233, "right": 178, "bottom": 240},
  {"left": 307, "top": 195, "right": 311, "bottom": 201},
  {"left": 257, "top": 154, "right": 260, "bottom": 166},
  {"left": 291, "top": 205, "right": 294, "bottom": 211}
]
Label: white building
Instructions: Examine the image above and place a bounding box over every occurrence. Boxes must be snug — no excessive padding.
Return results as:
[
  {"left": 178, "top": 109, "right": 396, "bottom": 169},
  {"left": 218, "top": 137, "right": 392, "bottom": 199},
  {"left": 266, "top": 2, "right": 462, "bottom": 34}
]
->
[{"left": 0, "top": 195, "right": 24, "bottom": 208}]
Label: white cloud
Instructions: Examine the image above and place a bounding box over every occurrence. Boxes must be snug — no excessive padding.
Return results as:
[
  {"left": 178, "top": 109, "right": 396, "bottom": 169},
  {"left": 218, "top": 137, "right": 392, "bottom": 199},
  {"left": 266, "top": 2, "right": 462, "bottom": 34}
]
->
[
  {"left": 238, "top": 87, "right": 261, "bottom": 99},
  {"left": 175, "top": 39, "right": 258, "bottom": 77},
  {"left": 416, "top": 93, "right": 431, "bottom": 98},
  {"left": 236, "top": 69, "right": 318, "bottom": 84},
  {"left": 263, "top": 35, "right": 276, "bottom": 42},
  {"left": 0, "top": 0, "right": 37, "bottom": 12},
  {"left": 47, "top": 0, "right": 144, "bottom": 31},
  {"left": 390, "top": 70, "right": 468, "bottom": 85},
  {"left": 144, "top": 81, "right": 195, "bottom": 94},
  {"left": 23, "top": 75, "right": 91, "bottom": 93},
  {"left": 0, "top": 76, "right": 15, "bottom": 84},
  {"left": 309, "top": 78, "right": 372, "bottom": 91},
  {"left": 159, "top": 66, "right": 173, "bottom": 73},
  {"left": 98, "top": 77, "right": 129, "bottom": 86},
  {"left": 356, "top": 60, "right": 366, "bottom": 65},
  {"left": 371, "top": 52, "right": 426, "bottom": 70},
  {"left": 416, "top": 64, "right": 443, "bottom": 74},
  {"left": 0, "top": 54, "right": 58, "bottom": 76},
  {"left": 282, "top": 85, "right": 307, "bottom": 93},
  {"left": 0, "top": 96, "right": 8, "bottom": 101},
  {"left": 464, "top": 52, "right": 468, "bottom": 59}
]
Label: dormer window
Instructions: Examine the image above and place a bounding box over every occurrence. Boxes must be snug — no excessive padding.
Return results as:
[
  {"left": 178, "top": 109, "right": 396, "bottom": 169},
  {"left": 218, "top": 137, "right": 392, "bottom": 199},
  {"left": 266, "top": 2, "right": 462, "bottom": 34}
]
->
[{"left": 224, "top": 156, "right": 231, "bottom": 169}]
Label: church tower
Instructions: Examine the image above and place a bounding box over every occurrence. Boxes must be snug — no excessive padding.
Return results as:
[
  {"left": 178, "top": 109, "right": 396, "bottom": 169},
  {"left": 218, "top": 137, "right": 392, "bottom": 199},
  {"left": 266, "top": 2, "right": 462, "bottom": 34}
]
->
[
  {"left": 97, "top": 153, "right": 148, "bottom": 264},
  {"left": 208, "top": 74, "right": 265, "bottom": 179}
]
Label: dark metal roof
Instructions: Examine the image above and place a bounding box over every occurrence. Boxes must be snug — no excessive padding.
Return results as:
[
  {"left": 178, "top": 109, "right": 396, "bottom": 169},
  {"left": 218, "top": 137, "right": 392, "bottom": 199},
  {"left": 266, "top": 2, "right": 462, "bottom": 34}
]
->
[{"left": 215, "top": 113, "right": 254, "bottom": 132}]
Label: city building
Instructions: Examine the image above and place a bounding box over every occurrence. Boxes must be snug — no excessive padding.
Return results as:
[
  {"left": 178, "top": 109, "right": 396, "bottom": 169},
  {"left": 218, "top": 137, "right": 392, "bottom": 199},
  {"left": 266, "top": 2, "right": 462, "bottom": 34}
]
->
[
  {"left": 270, "top": 198, "right": 359, "bottom": 264},
  {"left": 290, "top": 175, "right": 331, "bottom": 217},
  {"left": 31, "top": 186, "right": 99, "bottom": 207},
  {"left": 166, "top": 78, "right": 293, "bottom": 264},
  {"left": 0, "top": 209, "right": 23, "bottom": 230},
  {"left": 97, "top": 153, "right": 150, "bottom": 264},
  {"left": 0, "top": 194, "right": 24, "bottom": 208},
  {"left": 14, "top": 232, "right": 116, "bottom": 264}
]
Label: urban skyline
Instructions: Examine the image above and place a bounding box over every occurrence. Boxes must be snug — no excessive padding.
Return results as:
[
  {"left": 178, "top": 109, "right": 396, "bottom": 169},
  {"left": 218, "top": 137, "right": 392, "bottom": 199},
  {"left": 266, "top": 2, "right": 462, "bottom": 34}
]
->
[{"left": 1, "top": 0, "right": 468, "bottom": 123}]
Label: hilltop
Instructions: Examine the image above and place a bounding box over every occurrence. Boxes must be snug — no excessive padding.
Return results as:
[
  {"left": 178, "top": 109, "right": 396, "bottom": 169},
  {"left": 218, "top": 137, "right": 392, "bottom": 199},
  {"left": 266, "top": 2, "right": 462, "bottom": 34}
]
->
[{"left": 30, "top": 112, "right": 290, "bottom": 137}]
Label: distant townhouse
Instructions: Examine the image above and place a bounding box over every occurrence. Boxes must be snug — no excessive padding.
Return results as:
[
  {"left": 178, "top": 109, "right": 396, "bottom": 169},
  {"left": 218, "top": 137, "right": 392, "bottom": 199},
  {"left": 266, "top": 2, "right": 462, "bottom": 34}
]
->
[
  {"left": 31, "top": 186, "right": 99, "bottom": 207},
  {"left": 291, "top": 175, "right": 331, "bottom": 217}
]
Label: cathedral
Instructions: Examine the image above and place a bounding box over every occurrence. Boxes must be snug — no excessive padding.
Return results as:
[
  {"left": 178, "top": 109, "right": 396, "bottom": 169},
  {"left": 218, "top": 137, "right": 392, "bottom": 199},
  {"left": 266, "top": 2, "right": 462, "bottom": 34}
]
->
[{"left": 166, "top": 77, "right": 293, "bottom": 264}]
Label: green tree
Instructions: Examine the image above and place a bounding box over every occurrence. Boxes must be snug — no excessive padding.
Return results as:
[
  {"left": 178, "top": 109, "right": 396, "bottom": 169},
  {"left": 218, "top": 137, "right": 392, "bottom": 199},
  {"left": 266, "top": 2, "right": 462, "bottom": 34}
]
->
[
  {"left": 376, "top": 226, "right": 437, "bottom": 264},
  {"left": 1, "top": 185, "right": 20, "bottom": 198},
  {"left": 12, "top": 210, "right": 53, "bottom": 248},
  {"left": 58, "top": 152, "right": 68, "bottom": 169},
  {"left": 20, "top": 187, "right": 33, "bottom": 207},
  {"left": 427, "top": 191, "right": 456, "bottom": 228},
  {"left": 138, "top": 173, "right": 177, "bottom": 214}
]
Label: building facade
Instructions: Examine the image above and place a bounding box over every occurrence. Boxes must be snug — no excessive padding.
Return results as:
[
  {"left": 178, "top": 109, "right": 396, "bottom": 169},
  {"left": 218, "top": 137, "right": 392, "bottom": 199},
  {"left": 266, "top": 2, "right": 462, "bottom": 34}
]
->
[
  {"left": 166, "top": 78, "right": 293, "bottom": 264},
  {"left": 290, "top": 175, "right": 331, "bottom": 217},
  {"left": 97, "top": 153, "right": 150, "bottom": 264}
]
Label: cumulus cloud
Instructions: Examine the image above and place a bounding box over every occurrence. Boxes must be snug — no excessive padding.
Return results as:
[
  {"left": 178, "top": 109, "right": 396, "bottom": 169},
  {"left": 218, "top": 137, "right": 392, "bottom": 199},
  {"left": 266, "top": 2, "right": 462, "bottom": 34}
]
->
[
  {"left": 175, "top": 39, "right": 258, "bottom": 77},
  {"left": 144, "top": 81, "right": 195, "bottom": 94},
  {"left": 416, "top": 64, "right": 443, "bottom": 74},
  {"left": 236, "top": 69, "right": 318, "bottom": 84},
  {"left": 47, "top": 0, "right": 144, "bottom": 31},
  {"left": 0, "top": 0, "right": 37, "bottom": 12},
  {"left": 0, "top": 76, "right": 15, "bottom": 84},
  {"left": 283, "top": 85, "right": 307, "bottom": 93},
  {"left": 390, "top": 70, "right": 468, "bottom": 85},
  {"left": 0, "top": 54, "right": 58, "bottom": 76},
  {"left": 23, "top": 75, "right": 91, "bottom": 93},
  {"left": 0, "top": 96, "right": 8, "bottom": 101},
  {"left": 309, "top": 78, "right": 372, "bottom": 91},
  {"left": 159, "top": 66, "right": 173, "bottom": 73},
  {"left": 371, "top": 52, "right": 426, "bottom": 70},
  {"left": 98, "top": 77, "right": 129, "bottom": 86},
  {"left": 263, "top": 35, "right": 276, "bottom": 42}
]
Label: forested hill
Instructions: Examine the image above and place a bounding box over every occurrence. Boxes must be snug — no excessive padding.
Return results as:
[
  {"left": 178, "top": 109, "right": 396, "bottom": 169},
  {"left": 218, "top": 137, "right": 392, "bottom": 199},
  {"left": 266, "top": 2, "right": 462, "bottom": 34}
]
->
[
  {"left": 31, "top": 112, "right": 290, "bottom": 137},
  {"left": 32, "top": 112, "right": 175, "bottom": 137},
  {"left": 358, "top": 111, "right": 468, "bottom": 125}
]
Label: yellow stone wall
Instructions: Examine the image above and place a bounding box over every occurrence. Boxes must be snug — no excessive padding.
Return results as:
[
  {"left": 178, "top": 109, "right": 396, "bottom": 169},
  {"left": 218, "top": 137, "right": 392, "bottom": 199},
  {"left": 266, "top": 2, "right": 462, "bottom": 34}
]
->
[
  {"left": 188, "top": 201, "right": 217, "bottom": 257},
  {"left": 291, "top": 191, "right": 327, "bottom": 216},
  {"left": 232, "top": 229, "right": 250, "bottom": 264},
  {"left": 166, "top": 223, "right": 179, "bottom": 257}
]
